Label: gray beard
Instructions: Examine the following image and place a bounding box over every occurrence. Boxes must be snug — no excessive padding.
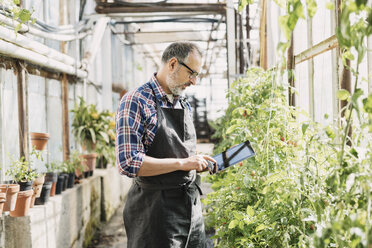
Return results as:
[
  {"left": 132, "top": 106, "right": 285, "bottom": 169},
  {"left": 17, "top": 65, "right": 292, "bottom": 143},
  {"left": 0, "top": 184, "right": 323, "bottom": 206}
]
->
[{"left": 166, "top": 73, "right": 185, "bottom": 96}]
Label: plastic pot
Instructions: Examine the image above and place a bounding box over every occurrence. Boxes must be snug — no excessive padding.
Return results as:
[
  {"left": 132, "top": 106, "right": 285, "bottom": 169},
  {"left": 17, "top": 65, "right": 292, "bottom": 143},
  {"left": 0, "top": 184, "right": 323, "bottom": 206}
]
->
[
  {"left": 45, "top": 172, "right": 57, "bottom": 197},
  {"left": 0, "top": 184, "right": 20, "bottom": 212},
  {"left": 18, "top": 181, "right": 33, "bottom": 191},
  {"left": 55, "top": 174, "right": 65, "bottom": 195},
  {"left": 10, "top": 189, "right": 33, "bottom": 217},
  {"left": 35, "top": 181, "right": 52, "bottom": 205},
  {"left": 67, "top": 173, "right": 75, "bottom": 188},
  {"left": 62, "top": 174, "right": 69, "bottom": 191},
  {"left": 30, "top": 132, "right": 50, "bottom": 150}
]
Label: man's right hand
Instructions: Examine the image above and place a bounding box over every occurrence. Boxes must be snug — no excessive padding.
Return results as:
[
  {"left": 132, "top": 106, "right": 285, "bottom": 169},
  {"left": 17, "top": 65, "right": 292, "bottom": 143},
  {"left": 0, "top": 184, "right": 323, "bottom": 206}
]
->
[{"left": 180, "top": 155, "right": 217, "bottom": 172}]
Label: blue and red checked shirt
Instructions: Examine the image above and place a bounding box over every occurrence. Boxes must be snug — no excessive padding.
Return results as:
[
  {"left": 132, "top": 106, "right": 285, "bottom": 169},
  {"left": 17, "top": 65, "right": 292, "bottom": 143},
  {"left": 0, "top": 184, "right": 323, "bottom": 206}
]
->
[{"left": 115, "top": 74, "right": 192, "bottom": 178}]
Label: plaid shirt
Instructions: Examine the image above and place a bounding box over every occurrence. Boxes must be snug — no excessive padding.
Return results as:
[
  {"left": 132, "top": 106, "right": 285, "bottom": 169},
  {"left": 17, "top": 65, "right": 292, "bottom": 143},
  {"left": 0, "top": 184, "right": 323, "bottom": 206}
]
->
[{"left": 115, "top": 74, "right": 192, "bottom": 178}]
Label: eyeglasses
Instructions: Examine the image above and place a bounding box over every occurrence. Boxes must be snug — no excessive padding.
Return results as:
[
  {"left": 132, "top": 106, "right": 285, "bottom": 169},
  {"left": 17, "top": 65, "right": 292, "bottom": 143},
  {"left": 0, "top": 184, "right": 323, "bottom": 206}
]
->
[{"left": 179, "top": 61, "right": 199, "bottom": 79}]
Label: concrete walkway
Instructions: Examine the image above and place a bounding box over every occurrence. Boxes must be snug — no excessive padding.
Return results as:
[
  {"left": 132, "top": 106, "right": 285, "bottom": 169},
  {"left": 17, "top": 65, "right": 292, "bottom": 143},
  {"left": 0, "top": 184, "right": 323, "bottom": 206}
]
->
[
  {"left": 88, "top": 203, "right": 127, "bottom": 248},
  {"left": 89, "top": 143, "right": 215, "bottom": 248}
]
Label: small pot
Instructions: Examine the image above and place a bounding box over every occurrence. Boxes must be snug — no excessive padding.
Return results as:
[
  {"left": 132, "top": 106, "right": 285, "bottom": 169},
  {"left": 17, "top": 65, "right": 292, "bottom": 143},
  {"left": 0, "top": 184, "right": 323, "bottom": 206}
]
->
[
  {"left": 0, "top": 184, "right": 20, "bottom": 212},
  {"left": 67, "top": 173, "right": 75, "bottom": 188},
  {"left": 81, "top": 153, "right": 97, "bottom": 178},
  {"left": 32, "top": 175, "right": 45, "bottom": 198},
  {"left": 0, "top": 193, "right": 6, "bottom": 215},
  {"left": 18, "top": 181, "right": 33, "bottom": 191},
  {"left": 62, "top": 174, "right": 69, "bottom": 191},
  {"left": 30, "top": 132, "right": 50, "bottom": 150},
  {"left": 10, "top": 189, "right": 33, "bottom": 217},
  {"left": 45, "top": 172, "right": 58, "bottom": 197},
  {"left": 35, "top": 181, "right": 52, "bottom": 205},
  {"left": 55, "top": 174, "right": 65, "bottom": 195}
]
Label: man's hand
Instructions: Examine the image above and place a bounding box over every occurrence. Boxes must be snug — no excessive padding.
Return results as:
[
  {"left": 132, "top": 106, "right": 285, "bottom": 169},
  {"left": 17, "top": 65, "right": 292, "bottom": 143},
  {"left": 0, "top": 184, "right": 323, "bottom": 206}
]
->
[{"left": 180, "top": 155, "right": 217, "bottom": 173}]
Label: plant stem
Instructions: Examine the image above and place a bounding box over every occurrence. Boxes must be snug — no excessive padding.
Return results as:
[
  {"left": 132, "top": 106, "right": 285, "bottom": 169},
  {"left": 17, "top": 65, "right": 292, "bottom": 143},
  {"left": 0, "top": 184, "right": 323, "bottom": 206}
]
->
[{"left": 339, "top": 59, "right": 359, "bottom": 168}]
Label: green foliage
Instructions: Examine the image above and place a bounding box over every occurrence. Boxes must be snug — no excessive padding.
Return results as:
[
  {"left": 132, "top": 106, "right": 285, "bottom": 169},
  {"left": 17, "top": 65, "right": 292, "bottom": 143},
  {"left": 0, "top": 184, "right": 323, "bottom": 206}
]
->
[
  {"left": 45, "top": 161, "right": 62, "bottom": 173},
  {"left": 5, "top": 149, "right": 43, "bottom": 182},
  {"left": 204, "top": 68, "right": 372, "bottom": 247},
  {"left": 62, "top": 150, "right": 84, "bottom": 173}
]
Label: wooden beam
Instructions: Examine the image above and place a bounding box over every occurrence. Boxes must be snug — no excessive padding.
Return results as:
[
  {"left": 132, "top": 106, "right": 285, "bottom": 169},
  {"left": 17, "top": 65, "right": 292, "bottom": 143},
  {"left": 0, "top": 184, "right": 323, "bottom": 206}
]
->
[
  {"left": 16, "top": 62, "right": 29, "bottom": 160},
  {"left": 294, "top": 35, "right": 338, "bottom": 65},
  {"left": 60, "top": 0, "right": 70, "bottom": 161},
  {"left": 259, "top": 0, "right": 267, "bottom": 70},
  {"left": 95, "top": 3, "right": 226, "bottom": 14}
]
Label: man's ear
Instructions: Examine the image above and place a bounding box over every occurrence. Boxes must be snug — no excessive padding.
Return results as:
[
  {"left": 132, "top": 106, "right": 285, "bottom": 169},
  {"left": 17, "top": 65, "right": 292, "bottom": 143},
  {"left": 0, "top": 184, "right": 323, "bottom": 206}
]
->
[{"left": 168, "top": 57, "right": 178, "bottom": 71}]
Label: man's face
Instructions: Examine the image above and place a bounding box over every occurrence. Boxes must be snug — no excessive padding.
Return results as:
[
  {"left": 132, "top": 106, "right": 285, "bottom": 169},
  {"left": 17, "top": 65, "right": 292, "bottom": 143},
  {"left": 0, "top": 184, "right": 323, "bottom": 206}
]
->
[{"left": 166, "top": 52, "right": 202, "bottom": 96}]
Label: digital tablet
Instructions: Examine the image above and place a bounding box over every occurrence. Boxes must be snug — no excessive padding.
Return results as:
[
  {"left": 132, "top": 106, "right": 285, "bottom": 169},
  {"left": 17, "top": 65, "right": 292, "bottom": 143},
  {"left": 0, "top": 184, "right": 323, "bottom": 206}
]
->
[{"left": 207, "top": 140, "right": 255, "bottom": 174}]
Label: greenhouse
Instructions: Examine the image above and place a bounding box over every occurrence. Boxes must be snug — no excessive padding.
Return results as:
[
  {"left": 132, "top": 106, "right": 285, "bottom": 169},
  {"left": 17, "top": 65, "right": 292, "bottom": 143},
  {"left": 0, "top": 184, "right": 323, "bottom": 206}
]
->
[{"left": 0, "top": 0, "right": 372, "bottom": 247}]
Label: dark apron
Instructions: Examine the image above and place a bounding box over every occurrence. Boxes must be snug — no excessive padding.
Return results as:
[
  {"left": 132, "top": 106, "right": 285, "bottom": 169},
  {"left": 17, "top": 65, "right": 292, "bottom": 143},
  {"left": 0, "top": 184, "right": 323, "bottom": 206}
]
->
[{"left": 123, "top": 87, "right": 206, "bottom": 248}]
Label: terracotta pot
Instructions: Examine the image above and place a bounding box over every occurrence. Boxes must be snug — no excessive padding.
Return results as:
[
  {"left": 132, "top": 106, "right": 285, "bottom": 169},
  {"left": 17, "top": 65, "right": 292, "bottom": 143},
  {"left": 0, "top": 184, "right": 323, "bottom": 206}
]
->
[
  {"left": 10, "top": 189, "right": 33, "bottom": 217},
  {"left": 0, "top": 184, "right": 20, "bottom": 212},
  {"left": 30, "top": 132, "right": 50, "bottom": 150},
  {"left": 32, "top": 175, "right": 45, "bottom": 198},
  {"left": 0, "top": 193, "right": 6, "bottom": 215},
  {"left": 82, "top": 142, "right": 96, "bottom": 153},
  {"left": 80, "top": 153, "right": 97, "bottom": 177},
  {"left": 30, "top": 194, "right": 36, "bottom": 208}
]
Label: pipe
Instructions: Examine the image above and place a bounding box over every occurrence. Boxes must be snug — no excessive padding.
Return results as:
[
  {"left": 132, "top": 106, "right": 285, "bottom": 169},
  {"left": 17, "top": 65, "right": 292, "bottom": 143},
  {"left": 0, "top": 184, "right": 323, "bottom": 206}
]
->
[
  {"left": 0, "top": 14, "right": 90, "bottom": 42},
  {"left": 81, "top": 17, "right": 110, "bottom": 70},
  {"left": 0, "top": 25, "right": 81, "bottom": 68},
  {"left": 0, "top": 39, "right": 87, "bottom": 78}
]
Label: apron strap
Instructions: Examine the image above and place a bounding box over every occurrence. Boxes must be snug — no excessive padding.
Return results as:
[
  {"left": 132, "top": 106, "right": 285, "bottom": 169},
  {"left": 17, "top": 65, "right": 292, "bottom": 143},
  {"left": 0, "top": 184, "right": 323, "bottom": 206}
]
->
[{"left": 135, "top": 178, "right": 203, "bottom": 195}]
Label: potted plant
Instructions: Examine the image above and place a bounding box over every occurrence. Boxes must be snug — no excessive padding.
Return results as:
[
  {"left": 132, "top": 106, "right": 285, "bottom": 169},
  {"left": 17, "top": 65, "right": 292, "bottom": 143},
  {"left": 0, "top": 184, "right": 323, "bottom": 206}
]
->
[
  {"left": 63, "top": 150, "right": 83, "bottom": 188},
  {"left": 71, "top": 98, "right": 109, "bottom": 176},
  {"left": 44, "top": 162, "right": 59, "bottom": 197},
  {"left": 96, "top": 110, "right": 116, "bottom": 169},
  {"left": 5, "top": 155, "right": 38, "bottom": 217}
]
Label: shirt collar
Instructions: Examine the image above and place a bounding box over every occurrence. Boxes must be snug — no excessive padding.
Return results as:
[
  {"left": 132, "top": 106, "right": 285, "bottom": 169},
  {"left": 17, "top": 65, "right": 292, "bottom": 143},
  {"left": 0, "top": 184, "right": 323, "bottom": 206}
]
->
[{"left": 150, "top": 73, "right": 182, "bottom": 103}]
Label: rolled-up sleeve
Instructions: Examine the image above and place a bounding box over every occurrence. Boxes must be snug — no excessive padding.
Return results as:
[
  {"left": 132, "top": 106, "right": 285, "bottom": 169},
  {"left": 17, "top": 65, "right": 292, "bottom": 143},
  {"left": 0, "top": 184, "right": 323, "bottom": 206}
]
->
[{"left": 115, "top": 93, "right": 146, "bottom": 178}]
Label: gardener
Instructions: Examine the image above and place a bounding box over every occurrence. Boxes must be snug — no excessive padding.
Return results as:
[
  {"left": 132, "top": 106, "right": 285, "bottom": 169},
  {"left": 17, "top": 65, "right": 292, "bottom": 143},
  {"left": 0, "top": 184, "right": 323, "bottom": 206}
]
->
[{"left": 115, "top": 41, "right": 217, "bottom": 248}]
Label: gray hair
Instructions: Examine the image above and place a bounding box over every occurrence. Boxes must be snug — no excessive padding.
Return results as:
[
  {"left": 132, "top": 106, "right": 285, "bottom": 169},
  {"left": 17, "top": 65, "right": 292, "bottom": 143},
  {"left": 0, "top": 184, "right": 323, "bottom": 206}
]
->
[{"left": 161, "top": 42, "right": 202, "bottom": 64}]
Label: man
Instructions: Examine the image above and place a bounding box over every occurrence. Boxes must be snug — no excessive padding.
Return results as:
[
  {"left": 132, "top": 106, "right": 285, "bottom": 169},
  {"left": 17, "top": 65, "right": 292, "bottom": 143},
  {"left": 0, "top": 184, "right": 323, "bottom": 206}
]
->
[{"left": 115, "top": 42, "right": 217, "bottom": 248}]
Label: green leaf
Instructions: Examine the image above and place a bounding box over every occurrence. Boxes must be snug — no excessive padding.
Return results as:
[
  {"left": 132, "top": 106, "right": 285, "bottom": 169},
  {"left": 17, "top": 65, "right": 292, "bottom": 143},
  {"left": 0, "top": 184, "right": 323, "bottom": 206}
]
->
[
  {"left": 362, "top": 94, "right": 372, "bottom": 113},
  {"left": 18, "top": 9, "right": 31, "bottom": 23},
  {"left": 255, "top": 224, "right": 266, "bottom": 232},
  {"left": 226, "top": 125, "right": 238, "bottom": 135},
  {"left": 246, "top": 206, "right": 254, "bottom": 217},
  {"left": 337, "top": 89, "right": 350, "bottom": 101},
  {"left": 13, "top": 0, "right": 20, "bottom": 4},
  {"left": 306, "top": 0, "right": 317, "bottom": 18},
  {"left": 302, "top": 123, "right": 309, "bottom": 135},
  {"left": 279, "top": 15, "right": 291, "bottom": 40},
  {"left": 99, "top": 131, "right": 110, "bottom": 143},
  {"left": 89, "top": 128, "right": 96, "bottom": 143},
  {"left": 228, "top": 220, "right": 239, "bottom": 229}
]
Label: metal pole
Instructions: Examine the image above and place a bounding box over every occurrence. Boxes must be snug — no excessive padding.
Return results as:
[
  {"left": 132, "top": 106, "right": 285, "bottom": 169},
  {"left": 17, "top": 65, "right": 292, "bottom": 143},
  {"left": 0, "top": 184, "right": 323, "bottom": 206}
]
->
[
  {"left": 287, "top": 36, "right": 295, "bottom": 107},
  {"left": 245, "top": 4, "right": 251, "bottom": 66},
  {"left": 331, "top": 0, "right": 340, "bottom": 120},
  {"left": 368, "top": 35, "right": 372, "bottom": 94},
  {"left": 226, "top": 0, "right": 236, "bottom": 87},
  {"left": 307, "top": 16, "right": 315, "bottom": 120}
]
